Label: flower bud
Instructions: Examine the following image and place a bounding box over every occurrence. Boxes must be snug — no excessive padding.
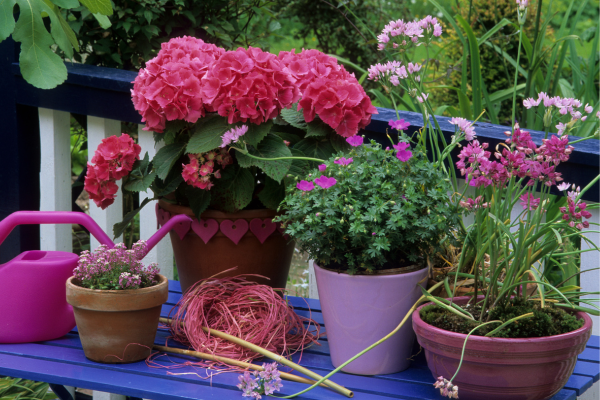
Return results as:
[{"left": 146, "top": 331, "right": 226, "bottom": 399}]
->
[{"left": 543, "top": 108, "right": 553, "bottom": 128}]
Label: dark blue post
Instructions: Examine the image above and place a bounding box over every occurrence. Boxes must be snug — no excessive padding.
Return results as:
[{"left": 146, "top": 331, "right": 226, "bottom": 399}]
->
[{"left": 0, "top": 39, "right": 40, "bottom": 263}]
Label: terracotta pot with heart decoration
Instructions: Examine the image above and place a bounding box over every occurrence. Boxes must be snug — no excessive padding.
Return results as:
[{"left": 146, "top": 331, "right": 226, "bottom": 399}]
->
[{"left": 157, "top": 200, "right": 295, "bottom": 294}]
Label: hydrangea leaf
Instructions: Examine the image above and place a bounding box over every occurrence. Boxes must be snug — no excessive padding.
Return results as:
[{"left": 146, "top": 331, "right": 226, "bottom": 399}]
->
[
  {"left": 210, "top": 165, "right": 254, "bottom": 213},
  {"left": 78, "top": 0, "right": 112, "bottom": 15},
  {"left": 243, "top": 120, "right": 272, "bottom": 147},
  {"left": 306, "top": 119, "right": 332, "bottom": 138},
  {"left": 153, "top": 142, "right": 185, "bottom": 180},
  {"left": 13, "top": 0, "right": 68, "bottom": 89},
  {"left": 288, "top": 148, "right": 309, "bottom": 177},
  {"left": 0, "top": 0, "right": 17, "bottom": 42},
  {"left": 258, "top": 176, "right": 285, "bottom": 210},
  {"left": 280, "top": 107, "right": 307, "bottom": 131},
  {"left": 236, "top": 134, "right": 292, "bottom": 183},
  {"left": 186, "top": 114, "right": 230, "bottom": 154},
  {"left": 329, "top": 132, "right": 351, "bottom": 153},
  {"left": 113, "top": 197, "right": 152, "bottom": 239},
  {"left": 295, "top": 137, "right": 336, "bottom": 161},
  {"left": 186, "top": 186, "right": 211, "bottom": 220}
]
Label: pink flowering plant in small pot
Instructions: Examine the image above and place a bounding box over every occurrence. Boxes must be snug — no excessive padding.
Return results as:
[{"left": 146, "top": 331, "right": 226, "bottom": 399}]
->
[
  {"left": 84, "top": 36, "right": 377, "bottom": 237},
  {"left": 73, "top": 241, "right": 160, "bottom": 290}
]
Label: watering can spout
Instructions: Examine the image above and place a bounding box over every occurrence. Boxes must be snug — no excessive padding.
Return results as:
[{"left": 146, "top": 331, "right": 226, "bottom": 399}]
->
[{"left": 140, "top": 214, "right": 191, "bottom": 258}]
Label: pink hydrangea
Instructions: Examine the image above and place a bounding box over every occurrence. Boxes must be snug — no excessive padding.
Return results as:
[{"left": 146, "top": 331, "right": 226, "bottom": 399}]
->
[
  {"left": 201, "top": 47, "right": 300, "bottom": 125},
  {"left": 85, "top": 134, "right": 141, "bottom": 209},
  {"left": 278, "top": 49, "right": 377, "bottom": 138},
  {"left": 182, "top": 149, "right": 232, "bottom": 190},
  {"left": 131, "top": 36, "right": 226, "bottom": 133}
]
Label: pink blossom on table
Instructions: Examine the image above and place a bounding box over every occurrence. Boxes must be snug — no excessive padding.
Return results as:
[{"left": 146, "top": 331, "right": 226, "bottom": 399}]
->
[
  {"left": 296, "top": 180, "right": 315, "bottom": 191},
  {"left": 220, "top": 125, "right": 249, "bottom": 148},
  {"left": 389, "top": 119, "right": 410, "bottom": 131},
  {"left": 434, "top": 377, "right": 458, "bottom": 399},
  {"left": 131, "top": 36, "right": 226, "bottom": 132},
  {"left": 346, "top": 135, "right": 363, "bottom": 147},
  {"left": 393, "top": 142, "right": 413, "bottom": 162},
  {"left": 417, "top": 93, "right": 429, "bottom": 103},
  {"left": 314, "top": 175, "right": 337, "bottom": 189},
  {"left": 334, "top": 157, "right": 353, "bottom": 166},
  {"left": 238, "top": 363, "right": 282, "bottom": 398},
  {"left": 520, "top": 193, "right": 541, "bottom": 211},
  {"left": 449, "top": 117, "right": 476, "bottom": 141}
]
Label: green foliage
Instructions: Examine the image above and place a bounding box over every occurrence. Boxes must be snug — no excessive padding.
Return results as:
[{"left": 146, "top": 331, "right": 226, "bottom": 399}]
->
[
  {"left": 68, "top": 0, "right": 286, "bottom": 70},
  {"left": 0, "top": 377, "right": 57, "bottom": 400},
  {"left": 1, "top": 0, "right": 112, "bottom": 88},
  {"left": 276, "top": 141, "right": 459, "bottom": 274}
]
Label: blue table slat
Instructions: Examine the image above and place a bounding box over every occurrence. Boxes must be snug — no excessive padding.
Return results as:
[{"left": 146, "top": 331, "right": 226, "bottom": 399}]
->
[{"left": 0, "top": 279, "right": 597, "bottom": 400}]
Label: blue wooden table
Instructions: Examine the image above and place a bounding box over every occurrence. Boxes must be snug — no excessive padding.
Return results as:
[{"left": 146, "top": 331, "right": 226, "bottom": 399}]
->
[{"left": 0, "top": 280, "right": 598, "bottom": 400}]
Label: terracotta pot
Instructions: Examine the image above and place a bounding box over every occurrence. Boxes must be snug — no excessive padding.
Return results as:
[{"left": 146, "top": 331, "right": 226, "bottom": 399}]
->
[
  {"left": 314, "top": 263, "right": 429, "bottom": 375},
  {"left": 413, "top": 296, "right": 592, "bottom": 400},
  {"left": 66, "top": 274, "right": 168, "bottom": 364},
  {"left": 158, "top": 200, "right": 295, "bottom": 294}
]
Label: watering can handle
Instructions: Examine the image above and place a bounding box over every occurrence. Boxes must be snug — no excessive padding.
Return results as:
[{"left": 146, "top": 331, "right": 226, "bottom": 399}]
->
[{"left": 0, "top": 211, "right": 116, "bottom": 249}]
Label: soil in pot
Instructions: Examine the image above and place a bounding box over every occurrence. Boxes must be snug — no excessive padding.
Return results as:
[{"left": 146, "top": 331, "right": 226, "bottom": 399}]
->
[
  {"left": 66, "top": 274, "right": 168, "bottom": 364},
  {"left": 420, "top": 297, "right": 584, "bottom": 338}
]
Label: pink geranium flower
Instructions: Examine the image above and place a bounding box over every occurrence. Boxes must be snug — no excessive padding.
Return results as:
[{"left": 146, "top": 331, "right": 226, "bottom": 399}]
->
[
  {"left": 318, "top": 164, "right": 327, "bottom": 171},
  {"left": 296, "top": 180, "right": 315, "bottom": 191},
  {"left": 389, "top": 119, "right": 410, "bottom": 131},
  {"left": 334, "top": 157, "right": 353, "bottom": 166},
  {"left": 346, "top": 135, "right": 363, "bottom": 146},
  {"left": 314, "top": 176, "right": 337, "bottom": 189},
  {"left": 393, "top": 142, "right": 413, "bottom": 162}
]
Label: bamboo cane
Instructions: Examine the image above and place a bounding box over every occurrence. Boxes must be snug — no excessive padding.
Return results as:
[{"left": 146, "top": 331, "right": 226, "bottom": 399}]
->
[
  {"left": 159, "top": 317, "right": 353, "bottom": 398},
  {"left": 153, "top": 345, "right": 329, "bottom": 388}
]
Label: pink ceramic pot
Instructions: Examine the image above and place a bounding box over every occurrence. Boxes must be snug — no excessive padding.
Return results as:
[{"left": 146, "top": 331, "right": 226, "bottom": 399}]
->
[
  {"left": 314, "top": 263, "right": 428, "bottom": 375},
  {"left": 412, "top": 296, "right": 592, "bottom": 400}
]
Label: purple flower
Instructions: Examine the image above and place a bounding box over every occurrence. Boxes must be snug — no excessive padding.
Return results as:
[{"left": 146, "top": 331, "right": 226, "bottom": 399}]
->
[
  {"left": 557, "top": 182, "right": 570, "bottom": 191},
  {"left": 315, "top": 175, "right": 337, "bottom": 189},
  {"left": 346, "top": 135, "right": 363, "bottom": 147},
  {"left": 318, "top": 164, "right": 327, "bottom": 171},
  {"left": 520, "top": 193, "right": 540, "bottom": 211},
  {"left": 389, "top": 119, "right": 410, "bottom": 131},
  {"left": 220, "top": 125, "right": 249, "bottom": 148},
  {"left": 296, "top": 180, "right": 314, "bottom": 191},
  {"left": 393, "top": 142, "right": 413, "bottom": 162},
  {"left": 334, "top": 157, "right": 353, "bottom": 166}
]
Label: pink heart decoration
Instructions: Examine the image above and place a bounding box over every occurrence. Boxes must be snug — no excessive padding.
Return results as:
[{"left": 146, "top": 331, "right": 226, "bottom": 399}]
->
[
  {"left": 156, "top": 206, "right": 170, "bottom": 227},
  {"left": 220, "top": 219, "right": 249, "bottom": 245},
  {"left": 191, "top": 219, "right": 219, "bottom": 244},
  {"left": 250, "top": 218, "right": 277, "bottom": 244},
  {"left": 172, "top": 220, "right": 191, "bottom": 241},
  {"left": 276, "top": 223, "right": 285, "bottom": 234}
]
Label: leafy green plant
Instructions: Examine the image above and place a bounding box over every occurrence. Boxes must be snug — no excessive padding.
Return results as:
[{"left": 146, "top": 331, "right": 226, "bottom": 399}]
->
[
  {"left": 0, "top": 377, "right": 57, "bottom": 400},
  {"left": 276, "top": 140, "right": 460, "bottom": 274},
  {"left": 0, "top": 0, "right": 113, "bottom": 88}
]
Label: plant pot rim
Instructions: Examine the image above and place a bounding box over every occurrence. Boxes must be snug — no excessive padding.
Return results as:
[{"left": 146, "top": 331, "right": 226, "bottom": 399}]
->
[
  {"left": 314, "top": 261, "right": 427, "bottom": 277},
  {"left": 67, "top": 274, "right": 168, "bottom": 294},
  {"left": 413, "top": 295, "right": 593, "bottom": 344},
  {"left": 158, "top": 199, "right": 278, "bottom": 219}
]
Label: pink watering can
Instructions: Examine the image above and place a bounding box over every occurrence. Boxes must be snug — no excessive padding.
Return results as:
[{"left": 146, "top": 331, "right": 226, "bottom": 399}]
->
[{"left": 0, "top": 211, "right": 191, "bottom": 344}]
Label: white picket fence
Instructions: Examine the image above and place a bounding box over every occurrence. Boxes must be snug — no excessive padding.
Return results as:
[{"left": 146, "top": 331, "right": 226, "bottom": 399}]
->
[{"left": 37, "top": 109, "right": 600, "bottom": 338}]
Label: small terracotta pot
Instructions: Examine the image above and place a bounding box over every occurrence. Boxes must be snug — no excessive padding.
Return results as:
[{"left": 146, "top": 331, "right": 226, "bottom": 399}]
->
[
  {"left": 66, "top": 274, "right": 168, "bottom": 364},
  {"left": 413, "top": 296, "right": 592, "bottom": 400},
  {"left": 314, "top": 263, "right": 429, "bottom": 375},
  {"left": 159, "top": 200, "right": 295, "bottom": 294}
]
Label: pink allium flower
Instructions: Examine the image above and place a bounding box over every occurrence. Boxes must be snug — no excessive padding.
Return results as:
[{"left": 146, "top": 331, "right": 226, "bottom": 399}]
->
[
  {"left": 520, "top": 193, "right": 541, "bottom": 211},
  {"left": 516, "top": 0, "right": 529, "bottom": 10},
  {"left": 346, "top": 135, "right": 363, "bottom": 147},
  {"left": 334, "top": 157, "right": 353, "bottom": 166},
  {"left": 557, "top": 182, "right": 570, "bottom": 191},
  {"left": 393, "top": 142, "right": 413, "bottom": 162},
  {"left": 220, "top": 125, "right": 249, "bottom": 148},
  {"left": 389, "top": 119, "right": 410, "bottom": 131},
  {"left": 85, "top": 134, "right": 141, "bottom": 209},
  {"left": 584, "top": 104, "right": 593, "bottom": 113},
  {"left": 131, "top": 36, "right": 226, "bottom": 132},
  {"left": 417, "top": 93, "right": 429, "bottom": 103},
  {"left": 296, "top": 180, "right": 315, "bottom": 191},
  {"left": 318, "top": 164, "right": 327, "bottom": 171},
  {"left": 449, "top": 117, "right": 476, "bottom": 141},
  {"left": 433, "top": 23, "right": 443, "bottom": 37},
  {"left": 279, "top": 49, "right": 377, "bottom": 138},
  {"left": 314, "top": 175, "right": 337, "bottom": 189},
  {"left": 434, "top": 377, "right": 458, "bottom": 399}
]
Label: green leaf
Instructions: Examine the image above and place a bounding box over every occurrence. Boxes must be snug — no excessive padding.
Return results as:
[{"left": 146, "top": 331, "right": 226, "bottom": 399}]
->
[
  {"left": 0, "top": 0, "right": 17, "bottom": 42},
  {"left": 268, "top": 21, "right": 281, "bottom": 32},
  {"left": 185, "top": 186, "right": 211, "bottom": 219},
  {"left": 258, "top": 176, "right": 285, "bottom": 210},
  {"left": 79, "top": 0, "right": 112, "bottom": 15},
  {"left": 288, "top": 148, "right": 309, "bottom": 177},
  {"left": 368, "top": 88, "right": 392, "bottom": 109},
  {"left": 151, "top": 174, "right": 183, "bottom": 197},
  {"left": 50, "top": 0, "right": 79, "bottom": 8},
  {"left": 295, "top": 137, "right": 336, "bottom": 161},
  {"left": 236, "top": 134, "right": 292, "bottom": 182},
  {"left": 306, "top": 119, "right": 332, "bottom": 138},
  {"left": 244, "top": 120, "right": 272, "bottom": 147},
  {"left": 92, "top": 12, "right": 111, "bottom": 28},
  {"left": 280, "top": 107, "right": 307, "bottom": 130},
  {"left": 186, "top": 114, "right": 230, "bottom": 154},
  {"left": 153, "top": 142, "right": 185, "bottom": 180},
  {"left": 273, "top": 131, "right": 302, "bottom": 145},
  {"left": 41, "top": 0, "right": 74, "bottom": 58},
  {"left": 329, "top": 132, "right": 351, "bottom": 153},
  {"left": 456, "top": 15, "right": 483, "bottom": 118},
  {"left": 210, "top": 165, "right": 254, "bottom": 213},
  {"left": 13, "top": 0, "right": 68, "bottom": 89},
  {"left": 124, "top": 171, "right": 156, "bottom": 192},
  {"left": 143, "top": 9, "right": 152, "bottom": 24},
  {"left": 113, "top": 197, "right": 152, "bottom": 239},
  {"left": 57, "top": 5, "right": 79, "bottom": 51}
]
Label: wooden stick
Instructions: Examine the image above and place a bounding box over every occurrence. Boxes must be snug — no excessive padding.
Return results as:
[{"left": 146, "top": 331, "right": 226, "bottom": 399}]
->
[
  {"left": 159, "top": 317, "right": 353, "bottom": 398},
  {"left": 153, "top": 345, "right": 329, "bottom": 388}
]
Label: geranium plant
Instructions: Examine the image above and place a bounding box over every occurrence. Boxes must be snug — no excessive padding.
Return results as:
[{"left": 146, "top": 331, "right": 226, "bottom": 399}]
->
[
  {"left": 84, "top": 37, "right": 376, "bottom": 237},
  {"left": 73, "top": 241, "right": 160, "bottom": 290},
  {"left": 276, "top": 132, "right": 460, "bottom": 274}
]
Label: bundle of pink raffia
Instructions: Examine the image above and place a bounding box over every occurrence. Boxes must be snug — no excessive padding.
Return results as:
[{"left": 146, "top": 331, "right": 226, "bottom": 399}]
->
[{"left": 151, "top": 274, "right": 321, "bottom": 371}]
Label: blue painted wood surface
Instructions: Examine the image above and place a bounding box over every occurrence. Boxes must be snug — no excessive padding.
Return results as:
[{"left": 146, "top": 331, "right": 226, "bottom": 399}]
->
[{"left": 0, "top": 280, "right": 596, "bottom": 400}]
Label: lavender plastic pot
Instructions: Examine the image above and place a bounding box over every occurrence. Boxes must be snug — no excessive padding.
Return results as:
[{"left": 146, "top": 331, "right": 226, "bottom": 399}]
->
[
  {"left": 314, "top": 263, "right": 428, "bottom": 375},
  {"left": 413, "top": 296, "right": 592, "bottom": 400}
]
